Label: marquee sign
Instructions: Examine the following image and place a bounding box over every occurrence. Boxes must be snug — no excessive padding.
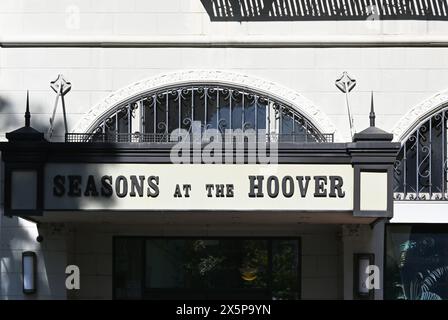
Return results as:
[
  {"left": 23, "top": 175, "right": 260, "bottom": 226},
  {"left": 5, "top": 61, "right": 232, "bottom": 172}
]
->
[{"left": 44, "top": 163, "right": 354, "bottom": 211}]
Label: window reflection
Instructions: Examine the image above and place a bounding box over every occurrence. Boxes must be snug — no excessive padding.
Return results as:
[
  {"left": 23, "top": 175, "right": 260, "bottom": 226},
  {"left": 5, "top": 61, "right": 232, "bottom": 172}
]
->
[
  {"left": 114, "top": 238, "right": 301, "bottom": 300},
  {"left": 385, "top": 225, "right": 448, "bottom": 300}
]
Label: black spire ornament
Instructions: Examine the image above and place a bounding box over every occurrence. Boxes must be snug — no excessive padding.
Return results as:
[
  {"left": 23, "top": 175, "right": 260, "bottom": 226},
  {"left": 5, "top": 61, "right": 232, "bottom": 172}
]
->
[
  {"left": 369, "top": 92, "right": 376, "bottom": 127},
  {"left": 5, "top": 91, "right": 46, "bottom": 142},
  {"left": 25, "top": 90, "right": 31, "bottom": 127}
]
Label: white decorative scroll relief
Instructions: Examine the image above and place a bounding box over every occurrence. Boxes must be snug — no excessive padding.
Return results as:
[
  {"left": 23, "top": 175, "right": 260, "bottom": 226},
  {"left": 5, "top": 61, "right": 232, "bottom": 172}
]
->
[{"left": 392, "top": 89, "right": 448, "bottom": 142}]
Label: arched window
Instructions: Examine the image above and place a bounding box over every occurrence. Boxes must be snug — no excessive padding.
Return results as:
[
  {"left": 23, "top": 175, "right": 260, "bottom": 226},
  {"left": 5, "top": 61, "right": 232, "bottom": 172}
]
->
[
  {"left": 394, "top": 108, "right": 448, "bottom": 200},
  {"left": 68, "top": 84, "right": 333, "bottom": 143}
]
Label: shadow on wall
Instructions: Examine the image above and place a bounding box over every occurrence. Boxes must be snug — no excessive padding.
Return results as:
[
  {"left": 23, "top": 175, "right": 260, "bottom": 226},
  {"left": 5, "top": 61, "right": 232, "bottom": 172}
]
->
[
  {"left": 0, "top": 96, "right": 10, "bottom": 111},
  {"left": 0, "top": 94, "right": 66, "bottom": 141},
  {"left": 201, "top": 0, "right": 448, "bottom": 21},
  {"left": 0, "top": 88, "right": 121, "bottom": 299},
  {"left": 0, "top": 150, "right": 117, "bottom": 299}
]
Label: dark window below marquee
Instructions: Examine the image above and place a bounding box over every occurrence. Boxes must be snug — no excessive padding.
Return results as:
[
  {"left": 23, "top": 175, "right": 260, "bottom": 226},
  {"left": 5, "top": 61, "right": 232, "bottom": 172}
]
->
[{"left": 113, "top": 237, "right": 301, "bottom": 300}]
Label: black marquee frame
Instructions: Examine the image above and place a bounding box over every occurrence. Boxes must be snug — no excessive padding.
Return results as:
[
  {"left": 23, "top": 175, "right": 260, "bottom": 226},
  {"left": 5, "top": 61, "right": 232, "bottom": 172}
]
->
[{"left": 0, "top": 138, "right": 400, "bottom": 220}]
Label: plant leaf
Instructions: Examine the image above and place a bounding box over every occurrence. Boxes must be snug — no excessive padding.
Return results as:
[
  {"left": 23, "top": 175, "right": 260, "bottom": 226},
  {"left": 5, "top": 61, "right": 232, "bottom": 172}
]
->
[
  {"left": 420, "top": 291, "right": 442, "bottom": 300},
  {"left": 421, "top": 266, "right": 448, "bottom": 292}
]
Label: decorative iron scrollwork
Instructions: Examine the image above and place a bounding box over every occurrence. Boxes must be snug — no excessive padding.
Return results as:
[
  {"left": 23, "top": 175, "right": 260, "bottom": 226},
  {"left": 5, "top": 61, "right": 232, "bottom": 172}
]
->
[
  {"left": 69, "top": 84, "right": 333, "bottom": 144},
  {"left": 394, "top": 108, "right": 448, "bottom": 201}
]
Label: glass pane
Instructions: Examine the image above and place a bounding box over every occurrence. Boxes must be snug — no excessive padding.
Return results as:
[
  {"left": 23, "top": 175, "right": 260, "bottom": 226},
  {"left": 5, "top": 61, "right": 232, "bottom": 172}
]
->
[
  {"left": 155, "top": 95, "right": 167, "bottom": 134},
  {"left": 243, "top": 95, "right": 256, "bottom": 130},
  {"left": 167, "top": 91, "right": 180, "bottom": 133},
  {"left": 180, "top": 89, "right": 193, "bottom": 130},
  {"left": 272, "top": 239, "right": 300, "bottom": 300},
  {"left": 193, "top": 88, "right": 206, "bottom": 125},
  {"left": 145, "top": 239, "right": 186, "bottom": 288},
  {"left": 217, "top": 90, "right": 231, "bottom": 133},
  {"left": 143, "top": 97, "right": 155, "bottom": 134},
  {"left": 117, "top": 108, "right": 129, "bottom": 137},
  {"left": 231, "top": 91, "right": 243, "bottom": 130},
  {"left": 385, "top": 225, "right": 448, "bottom": 300},
  {"left": 256, "top": 99, "right": 267, "bottom": 131},
  {"left": 11, "top": 170, "right": 37, "bottom": 210},
  {"left": 205, "top": 88, "right": 218, "bottom": 130},
  {"left": 144, "top": 239, "right": 269, "bottom": 292},
  {"left": 115, "top": 238, "right": 300, "bottom": 300},
  {"left": 201, "top": 239, "right": 269, "bottom": 290},
  {"left": 114, "top": 238, "right": 143, "bottom": 299}
]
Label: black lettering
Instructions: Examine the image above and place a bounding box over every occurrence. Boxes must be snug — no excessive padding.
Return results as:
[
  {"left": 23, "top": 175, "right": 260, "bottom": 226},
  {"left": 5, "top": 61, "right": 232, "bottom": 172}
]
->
[
  {"left": 248, "top": 176, "right": 264, "bottom": 198},
  {"left": 216, "top": 184, "right": 225, "bottom": 197},
  {"left": 205, "top": 184, "right": 214, "bottom": 197},
  {"left": 174, "top": 184, "right": 183, "bottom": 197},
  {"left": 183, "top": 184, "right": 191, "bottom": 198},
  {"left": 314, "top": 176, "right": 327, "bottom": 197},
  {"left": 130, "top": 175, "right": 145, "bottom": 197},
  {"left": 115, "top": 175, "right": 128, "bottom": 198},
  {"left": 296, "top": 176, "right": 310, "bottom": 197},
  {"left": 101, "top": 176, "right": 113, "bottom": 197},
  {"left": 84, "top": 175, "right": 99, "bottom": 197},
  {"left": 267, "top": 176, "right": 279, "bottom": 198},
  {"left": 226, "top": 184, "right": 234, "bottom": 197},
  {"left": 147, "top": 176, "right": 159, "bottom": 197},
  {"left": 53, "top": 175, "right": 65, "bottom": 197},
  {"left": 329, "top": 176, "right": 345, "bottom": 198},
  {"left": 68, "top": 175, "right": 82, "bottom": 197},
  {"left": 282, "top": 176, "right": 294, "bottom": 198}
]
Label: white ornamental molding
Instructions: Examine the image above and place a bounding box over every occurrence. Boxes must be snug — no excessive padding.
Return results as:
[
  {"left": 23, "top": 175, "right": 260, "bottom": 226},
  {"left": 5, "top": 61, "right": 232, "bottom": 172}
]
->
[
  {"left": 72, "top": 70, "right": 339, "bottom": 140},
  {"left": 392, "top": 88, "right": 448, "bottom": 143}
]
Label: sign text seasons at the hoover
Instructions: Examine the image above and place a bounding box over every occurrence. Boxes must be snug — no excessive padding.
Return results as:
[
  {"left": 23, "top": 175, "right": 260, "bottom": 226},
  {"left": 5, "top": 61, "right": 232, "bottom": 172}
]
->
[
  {"left": 44, "top": 164, "right": 354, "bottom": 211},
  {"left": 52, "top": 174, "right": 346, "bottom": 199}
]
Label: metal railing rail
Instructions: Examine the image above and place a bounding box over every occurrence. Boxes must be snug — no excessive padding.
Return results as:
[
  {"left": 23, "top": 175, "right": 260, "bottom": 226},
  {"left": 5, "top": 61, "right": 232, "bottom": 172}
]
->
[{"left": 65, "top": 132, "right": 334, "bottom": 143}]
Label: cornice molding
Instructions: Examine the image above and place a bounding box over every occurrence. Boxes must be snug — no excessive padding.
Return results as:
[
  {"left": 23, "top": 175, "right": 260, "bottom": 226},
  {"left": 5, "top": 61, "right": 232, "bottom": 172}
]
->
[{"left": 4, "top": 35, "right": 448, "bottom": 48}]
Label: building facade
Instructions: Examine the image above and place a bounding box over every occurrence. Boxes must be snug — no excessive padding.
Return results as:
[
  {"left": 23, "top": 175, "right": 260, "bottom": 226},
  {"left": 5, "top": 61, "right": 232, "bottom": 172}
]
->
[{"left": 1, "top": 0, "right": 448, "bottom": 300}]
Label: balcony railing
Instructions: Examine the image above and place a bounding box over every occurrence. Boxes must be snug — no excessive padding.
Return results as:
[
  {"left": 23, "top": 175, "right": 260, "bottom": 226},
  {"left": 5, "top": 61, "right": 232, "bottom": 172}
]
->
[
  {"left": 201, "top": 0, "right": 448, "bottom": 21},
  {"left": 65, "top": 132, "right": 334, "bottom": 143}
]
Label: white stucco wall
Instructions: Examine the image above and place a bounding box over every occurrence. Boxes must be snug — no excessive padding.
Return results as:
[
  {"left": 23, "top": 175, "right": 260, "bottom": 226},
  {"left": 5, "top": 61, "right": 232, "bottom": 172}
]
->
[
  {"left": 0, "top": 0, "right": 447, "bottom": 300},
  {"left": 0, "top": 1, "right": 447, "bottom": 142},
  {"left": 0, "top": 217, "right": 69, "bottom": 299},
  {"left": 0, "top": 0, "right": 447, "bottom": 39},
  {"left": 391, "top": 202, "right": 448, "bottom": 223},
  {"left": 1, "top": 46, "right": 448, "bottom": 142},
  {"left": 342, "top": 221, "right": 385, "bottom": 300}
]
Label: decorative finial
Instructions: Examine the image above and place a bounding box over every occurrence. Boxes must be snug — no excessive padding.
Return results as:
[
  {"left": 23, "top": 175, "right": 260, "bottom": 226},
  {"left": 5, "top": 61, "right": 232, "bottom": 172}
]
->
[
  {"left": 48, "top": 74, "right": 71, "bottom": 138},
  {"left": 370, "top": 91, "right": 376, "bottom": 127},
  {"left": 335, "top": 72, "right": 357, "bottom": 139},
  {"left": 25, "top": 90, "right": 31, "bottom": 127}
]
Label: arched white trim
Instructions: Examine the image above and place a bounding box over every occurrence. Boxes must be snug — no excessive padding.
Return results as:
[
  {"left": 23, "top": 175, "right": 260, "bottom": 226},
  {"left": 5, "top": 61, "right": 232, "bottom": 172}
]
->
[
  {"left": 73, "top": 70, "right": 339, "bottom": 140},
  {"left": 392, "top": 88, "right": 448, "bottom": 142}
]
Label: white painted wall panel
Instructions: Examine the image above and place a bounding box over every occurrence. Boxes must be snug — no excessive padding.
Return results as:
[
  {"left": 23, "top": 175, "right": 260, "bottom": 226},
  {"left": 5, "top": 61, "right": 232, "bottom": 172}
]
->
[{"left": 1, "top": 46, "right": 448, "bottom": 141}]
